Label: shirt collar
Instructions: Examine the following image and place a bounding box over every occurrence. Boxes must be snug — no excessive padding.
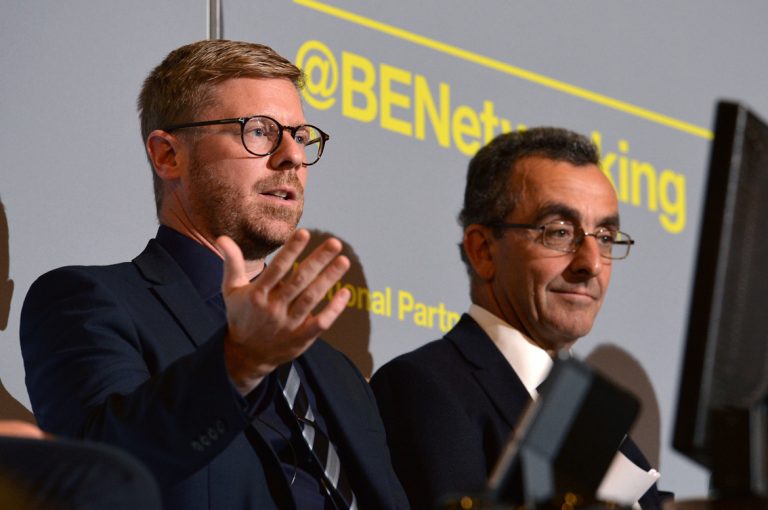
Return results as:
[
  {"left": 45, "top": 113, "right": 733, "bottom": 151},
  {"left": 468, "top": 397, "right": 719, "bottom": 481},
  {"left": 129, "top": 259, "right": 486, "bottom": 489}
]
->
[
  {"left": 155, "top": 225, "right": 223, "bottom": 301},
  {"left": 468, "top": 303, "right": 553, "bottom": 399}
]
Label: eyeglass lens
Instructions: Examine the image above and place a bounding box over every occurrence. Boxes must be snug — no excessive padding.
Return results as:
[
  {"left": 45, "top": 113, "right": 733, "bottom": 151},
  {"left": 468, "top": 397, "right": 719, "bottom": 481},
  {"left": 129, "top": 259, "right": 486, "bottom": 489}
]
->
[
  {"left": 541, "top": 223, "right": 629, "bottom": 259},
  {"left": 243, "top": 116, "right": 324, "bottom": 164}
]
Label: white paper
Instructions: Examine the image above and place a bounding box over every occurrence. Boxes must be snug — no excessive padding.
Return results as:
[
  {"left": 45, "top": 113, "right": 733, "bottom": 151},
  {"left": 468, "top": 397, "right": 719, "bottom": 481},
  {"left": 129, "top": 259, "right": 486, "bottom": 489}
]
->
[{"left": 597, "top": 451, "right": 661, "bottom": 508}]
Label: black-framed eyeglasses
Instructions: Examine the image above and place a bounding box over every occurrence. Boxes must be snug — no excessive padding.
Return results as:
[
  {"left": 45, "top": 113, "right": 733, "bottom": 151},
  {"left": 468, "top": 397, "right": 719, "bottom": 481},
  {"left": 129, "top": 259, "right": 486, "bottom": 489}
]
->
[
  {"left": 162, "top": 115, "right": 330, "bottom": 166},
  {"left": 486, "top": 220, "right": 635, "bottom": 260}
]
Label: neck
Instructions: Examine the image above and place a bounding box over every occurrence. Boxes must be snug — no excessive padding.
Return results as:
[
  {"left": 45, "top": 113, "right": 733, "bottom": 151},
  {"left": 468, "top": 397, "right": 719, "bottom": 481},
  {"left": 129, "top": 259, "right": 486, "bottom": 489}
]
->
[
  {"left": 160, "top": 205, "right": 216, "bottom": 249},
  {"left": 159, "top": 205, "right": 267, "bottom": 280},
  {"left": 242, "top": 259, "right": 266, "bottom": 280},
  {"left": 472, "top": 287, "right": 565, "bottom": 356}
]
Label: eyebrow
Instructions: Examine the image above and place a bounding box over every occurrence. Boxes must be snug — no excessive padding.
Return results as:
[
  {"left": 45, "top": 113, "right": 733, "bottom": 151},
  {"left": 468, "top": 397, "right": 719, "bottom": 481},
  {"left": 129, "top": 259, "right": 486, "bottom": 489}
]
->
[{"left": 533, "top": 203, "right": 620, "bottom": 229}]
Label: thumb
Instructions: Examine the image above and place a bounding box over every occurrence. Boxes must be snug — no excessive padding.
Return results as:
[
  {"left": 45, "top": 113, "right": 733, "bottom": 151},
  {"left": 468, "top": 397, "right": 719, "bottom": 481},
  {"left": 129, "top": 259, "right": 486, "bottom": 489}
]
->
[{"left": 216, "top": 235, "right": 249, "bottom": 294}]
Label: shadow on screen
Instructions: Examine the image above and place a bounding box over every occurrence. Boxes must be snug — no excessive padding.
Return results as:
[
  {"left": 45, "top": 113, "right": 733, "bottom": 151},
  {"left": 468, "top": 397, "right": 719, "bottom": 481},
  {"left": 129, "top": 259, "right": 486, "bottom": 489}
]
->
[
  {"left": 585, "top": 344, "right": 661, "bottom": 468},
  {"left": 298, "top": 229, "right": 373, "bottom": 379},
  {"left": 0, "top": 199, "right": 35, "bottom": 424}
]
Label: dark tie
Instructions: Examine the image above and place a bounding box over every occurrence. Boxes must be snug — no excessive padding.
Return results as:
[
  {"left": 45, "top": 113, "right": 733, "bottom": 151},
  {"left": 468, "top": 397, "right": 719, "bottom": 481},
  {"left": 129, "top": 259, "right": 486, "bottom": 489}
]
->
[{"left": 277, "top": 363, "right": 358, "bottom": 510}]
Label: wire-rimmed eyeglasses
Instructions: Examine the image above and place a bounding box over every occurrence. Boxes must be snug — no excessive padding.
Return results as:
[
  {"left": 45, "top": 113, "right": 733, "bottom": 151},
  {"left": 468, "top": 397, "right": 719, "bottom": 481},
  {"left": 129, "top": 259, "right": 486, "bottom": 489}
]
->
[
  {"left": 486, "top": 220, "right": 635, "bottom": 260},
  {"left": 162, "top": 115, "right": 330, "bottom": 166}
]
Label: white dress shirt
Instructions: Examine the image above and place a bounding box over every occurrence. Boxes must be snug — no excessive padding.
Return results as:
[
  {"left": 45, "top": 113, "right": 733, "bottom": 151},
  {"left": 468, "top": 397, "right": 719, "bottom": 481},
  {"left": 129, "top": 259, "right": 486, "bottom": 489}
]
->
[{"left": 468, "top": 303, "right": 553, "bottom": 398}]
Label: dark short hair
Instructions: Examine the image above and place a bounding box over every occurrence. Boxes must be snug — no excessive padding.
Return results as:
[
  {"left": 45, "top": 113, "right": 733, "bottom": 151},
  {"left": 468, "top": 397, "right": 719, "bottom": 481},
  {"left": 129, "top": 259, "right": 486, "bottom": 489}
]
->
[
  {"left": 138, "top": 39, "right": 303, "bottom": 214},
  {"left": 458, "top": 127, "right": 600, "bottom": 268}
]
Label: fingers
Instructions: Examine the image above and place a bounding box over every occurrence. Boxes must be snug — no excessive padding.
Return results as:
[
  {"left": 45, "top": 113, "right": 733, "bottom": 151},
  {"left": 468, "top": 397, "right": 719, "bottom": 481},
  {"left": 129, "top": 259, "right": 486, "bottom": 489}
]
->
[
  {"left": 221, "top": 229, "right": 350, "bottom": 332},
  {"left": 277, "top": 237, "right": 345, "bottom": 301},
  {"left": 256, "top": 229, "right": 311, "bottom": 290},
  {"left": 219, "top": 230, "right": 348, "bottom": 314},
  {"left": 287, "top": 253, "right": 350, "bottom": 320},
  {"left": 314, "top": 286, "right": 352, "bottom": 331},
  {"left": 217, "top": 235, "right": 250, "bottom": 294},
  {"left": 295, "top": 286, "right": 352, "bottom": 341},
  {"left": 255, "top": 229, "right": 347, "bottom": 303}
]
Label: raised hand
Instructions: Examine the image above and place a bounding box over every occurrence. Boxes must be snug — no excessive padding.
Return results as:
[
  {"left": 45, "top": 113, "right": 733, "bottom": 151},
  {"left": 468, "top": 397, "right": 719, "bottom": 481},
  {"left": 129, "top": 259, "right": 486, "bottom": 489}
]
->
[{"left": 216, "top": 229, "right": 351, "bottom": 395}]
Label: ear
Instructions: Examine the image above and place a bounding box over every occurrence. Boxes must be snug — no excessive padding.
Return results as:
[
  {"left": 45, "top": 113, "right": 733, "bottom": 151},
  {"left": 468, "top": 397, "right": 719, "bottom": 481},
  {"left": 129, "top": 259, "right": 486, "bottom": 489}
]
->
[
  {"left": 463, "top": 224, "right": 497, "bottom": 281},
  {"left": 145, "top": 129, "right": 185, "bottom": 182}
]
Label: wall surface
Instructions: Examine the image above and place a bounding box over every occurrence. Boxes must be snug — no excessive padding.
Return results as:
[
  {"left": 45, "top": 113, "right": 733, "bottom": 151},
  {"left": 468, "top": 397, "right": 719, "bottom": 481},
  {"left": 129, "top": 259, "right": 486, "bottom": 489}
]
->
[{"left": 2, "top": 0, "right": 767, "bottom": 500}]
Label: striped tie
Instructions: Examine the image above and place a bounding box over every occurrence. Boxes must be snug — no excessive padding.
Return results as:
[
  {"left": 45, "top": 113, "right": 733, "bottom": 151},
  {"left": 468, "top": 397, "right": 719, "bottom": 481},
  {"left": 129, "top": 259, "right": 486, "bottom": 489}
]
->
[{"left": 278, "top": 363, "right": 358, "bottom": 510}]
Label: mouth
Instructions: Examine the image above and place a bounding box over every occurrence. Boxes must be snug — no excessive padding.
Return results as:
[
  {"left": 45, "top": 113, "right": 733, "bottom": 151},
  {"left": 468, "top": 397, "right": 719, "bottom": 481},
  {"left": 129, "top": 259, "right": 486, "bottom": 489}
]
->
[
  {"left": 259, "top": 187, "right": 297, "bottom": 202},
  {"left": 550, "top": 288, "right": 599, "bottom": 301}
]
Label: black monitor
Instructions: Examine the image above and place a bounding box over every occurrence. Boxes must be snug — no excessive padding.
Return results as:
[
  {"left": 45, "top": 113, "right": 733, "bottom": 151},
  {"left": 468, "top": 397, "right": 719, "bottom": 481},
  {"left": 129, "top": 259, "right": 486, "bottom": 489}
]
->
[
  {"left": 673, "top": 100, "right": 768, "bottom": 500},
  {"left": 484, "top": 354, "right": 639, "bottom": 509}
]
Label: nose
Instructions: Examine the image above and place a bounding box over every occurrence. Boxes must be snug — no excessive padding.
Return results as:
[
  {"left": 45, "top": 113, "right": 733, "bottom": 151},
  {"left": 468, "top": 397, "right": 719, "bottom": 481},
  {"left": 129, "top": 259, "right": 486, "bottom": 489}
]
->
[
  {"left": 569, "top": 235, "right": 605, "bottom": 277},
  {"left": 269, "top": 131, "right": 305, "bottom": 170}
]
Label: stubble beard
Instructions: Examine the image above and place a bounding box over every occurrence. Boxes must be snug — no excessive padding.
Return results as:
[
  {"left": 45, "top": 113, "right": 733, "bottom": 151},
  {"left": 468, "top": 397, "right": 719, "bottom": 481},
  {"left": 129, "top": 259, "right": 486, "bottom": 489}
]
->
[{"left": 188, "top": 161, "right": 305, "bottom": 261}]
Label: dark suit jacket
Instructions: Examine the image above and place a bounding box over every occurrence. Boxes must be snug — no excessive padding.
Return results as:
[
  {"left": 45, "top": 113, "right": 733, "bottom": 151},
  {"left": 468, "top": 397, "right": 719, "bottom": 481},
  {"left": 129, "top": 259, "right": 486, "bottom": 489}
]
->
[
  {"left": 370, "top": 314, "right": 667, "bottom": 510},
  {"left": 21, "top": 239, "right": 408, "bottom": 510}
]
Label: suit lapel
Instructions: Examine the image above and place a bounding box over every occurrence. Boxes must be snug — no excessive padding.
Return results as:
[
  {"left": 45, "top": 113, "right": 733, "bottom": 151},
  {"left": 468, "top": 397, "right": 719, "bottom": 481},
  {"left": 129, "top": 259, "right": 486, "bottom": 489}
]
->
[
  {"left": 132, "top": 239, "right": 219, "bottom": 348},
  {"left": 448, "top": 314, "right": 532, "bottom": 429}
]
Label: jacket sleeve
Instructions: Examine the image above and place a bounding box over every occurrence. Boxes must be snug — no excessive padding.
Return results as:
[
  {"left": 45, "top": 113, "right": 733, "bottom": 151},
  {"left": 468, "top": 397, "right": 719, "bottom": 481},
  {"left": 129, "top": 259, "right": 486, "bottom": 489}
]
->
[
  {"left": 20, "top": 266, "right": 252, "bottom": 486},
  {"left": 371, "top": 356, "right": 491, "bottom": 509}
]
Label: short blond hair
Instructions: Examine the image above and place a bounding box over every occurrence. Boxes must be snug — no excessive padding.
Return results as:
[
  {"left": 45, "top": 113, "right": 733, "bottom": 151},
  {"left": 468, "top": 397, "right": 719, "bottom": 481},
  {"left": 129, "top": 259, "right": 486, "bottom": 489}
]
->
[{"left": 138, "top": 39, "right": 304, "bottom": 212}]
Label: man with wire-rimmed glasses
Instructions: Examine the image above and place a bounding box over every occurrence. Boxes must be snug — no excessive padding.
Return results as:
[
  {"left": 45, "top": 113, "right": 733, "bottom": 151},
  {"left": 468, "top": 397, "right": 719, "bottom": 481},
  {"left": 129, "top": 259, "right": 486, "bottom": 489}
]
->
[
  {"left": 371, "top": 127, "right": 669, "bottom": 510},
  {"left": 21, "top": 39, "right": 408, "bottom": 510}
]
